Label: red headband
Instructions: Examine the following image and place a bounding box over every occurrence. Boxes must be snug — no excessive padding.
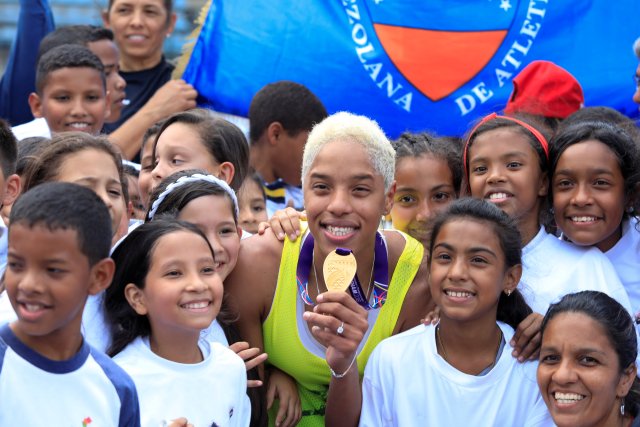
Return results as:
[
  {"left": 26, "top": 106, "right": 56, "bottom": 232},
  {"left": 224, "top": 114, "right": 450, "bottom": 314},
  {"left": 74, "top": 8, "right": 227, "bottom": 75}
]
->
[{"left": 462, "top": 113, "right": 550, "bottom": 181}]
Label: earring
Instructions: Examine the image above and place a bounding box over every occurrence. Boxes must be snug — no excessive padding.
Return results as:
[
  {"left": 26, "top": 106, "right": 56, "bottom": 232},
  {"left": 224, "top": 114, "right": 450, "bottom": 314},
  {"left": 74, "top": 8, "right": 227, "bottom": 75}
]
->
[
  {"left": 620, "top": 399, "right": 625, "bottom": 416},
  {"left": 505, "top": 289, "right": 512, "bottom": 297}
]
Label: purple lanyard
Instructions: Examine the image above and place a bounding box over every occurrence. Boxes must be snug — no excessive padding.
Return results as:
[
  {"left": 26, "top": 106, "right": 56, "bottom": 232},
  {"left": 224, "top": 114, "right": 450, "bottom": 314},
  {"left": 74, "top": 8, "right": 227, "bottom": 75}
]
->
[{"left": 296, "top": 232, "right": 389, "bottom": 310}]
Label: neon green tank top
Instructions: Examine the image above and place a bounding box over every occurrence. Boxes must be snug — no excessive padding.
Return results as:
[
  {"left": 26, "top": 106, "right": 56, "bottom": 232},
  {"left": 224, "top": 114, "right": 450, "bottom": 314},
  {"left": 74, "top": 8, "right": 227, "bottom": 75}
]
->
[{"left": 262, "top": 225, "right": 424, "bottom": 426}]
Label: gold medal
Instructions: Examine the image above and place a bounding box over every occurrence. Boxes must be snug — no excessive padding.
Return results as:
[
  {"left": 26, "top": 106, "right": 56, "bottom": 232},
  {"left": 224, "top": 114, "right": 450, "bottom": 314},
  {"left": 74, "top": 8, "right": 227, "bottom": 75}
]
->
[{"left": 323, "top": 248, "right": 357, "bottom": 292}]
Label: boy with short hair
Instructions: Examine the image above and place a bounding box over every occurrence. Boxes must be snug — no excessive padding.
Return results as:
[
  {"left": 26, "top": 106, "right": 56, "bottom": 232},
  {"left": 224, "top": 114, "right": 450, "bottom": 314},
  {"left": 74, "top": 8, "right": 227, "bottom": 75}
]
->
[
  {"left": 0, "top": 182, "right": 140, "bottom": 426},
  {"left": 13, "top": 25, "right": 126, "bottom": 140},
  {"left": 248, "top": 80, "right": 327, "bottom": 215},
  {"left": 14, "top": 44, "right": 110, "bottom": 140}
]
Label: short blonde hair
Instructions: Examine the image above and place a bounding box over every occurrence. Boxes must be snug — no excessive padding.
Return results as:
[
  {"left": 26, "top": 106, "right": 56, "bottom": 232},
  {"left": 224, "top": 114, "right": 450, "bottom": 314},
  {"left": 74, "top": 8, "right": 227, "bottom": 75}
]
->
[{"left": 301, "top": 112, "right": 395, "bottom": 191}]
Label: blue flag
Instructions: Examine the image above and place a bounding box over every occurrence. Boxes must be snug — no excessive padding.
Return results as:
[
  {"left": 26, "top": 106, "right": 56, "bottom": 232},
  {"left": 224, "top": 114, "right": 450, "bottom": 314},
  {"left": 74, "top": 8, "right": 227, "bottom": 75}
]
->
[
  {"left": 0, "top": 0, "right": 55, "bottom": 127},
  {"left": 182, "top": 0, "right": 640, "bottom": 138}
]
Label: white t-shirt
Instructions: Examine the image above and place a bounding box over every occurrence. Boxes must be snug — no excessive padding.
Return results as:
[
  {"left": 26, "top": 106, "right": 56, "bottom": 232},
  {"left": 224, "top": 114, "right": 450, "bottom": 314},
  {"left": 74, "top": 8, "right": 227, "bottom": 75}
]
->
[
  {"left": 360, "top": 323, "right": 553, "bottom": 427},
  {"left": 0, "top": 324, "right": 140, "bottom": 426},
  {"left": 11, "top": 117, "right": 50, "bottom": 140},
  {"left": 606, "top": 218, "right": 640, "bottom": 320},
  {"left": 520, "top": 227, "right": 632, "bottom": 315},
  {"left": 114, "top": 336, "right": 249, "bottom": 427}
]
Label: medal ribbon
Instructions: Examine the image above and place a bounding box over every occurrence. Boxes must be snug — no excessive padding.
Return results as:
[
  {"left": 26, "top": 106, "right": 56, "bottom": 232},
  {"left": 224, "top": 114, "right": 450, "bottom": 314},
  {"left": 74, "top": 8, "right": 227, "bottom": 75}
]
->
[{"left": 296, "top": 232, "right": 389, "bottom": 310}]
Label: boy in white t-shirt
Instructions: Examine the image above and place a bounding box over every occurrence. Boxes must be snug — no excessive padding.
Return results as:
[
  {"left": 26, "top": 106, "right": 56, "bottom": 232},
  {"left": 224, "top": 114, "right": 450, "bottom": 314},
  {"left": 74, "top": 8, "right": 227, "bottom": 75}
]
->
[{"left": 0, "top": 182, "right": 140, "bottom": 426}]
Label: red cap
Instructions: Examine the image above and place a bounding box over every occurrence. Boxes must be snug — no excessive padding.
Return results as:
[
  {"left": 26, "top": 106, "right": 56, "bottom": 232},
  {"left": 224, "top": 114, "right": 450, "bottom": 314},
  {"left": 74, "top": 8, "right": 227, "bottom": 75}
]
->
[{"left": 504, "top": 60, "right": 584, "bottom": 119}]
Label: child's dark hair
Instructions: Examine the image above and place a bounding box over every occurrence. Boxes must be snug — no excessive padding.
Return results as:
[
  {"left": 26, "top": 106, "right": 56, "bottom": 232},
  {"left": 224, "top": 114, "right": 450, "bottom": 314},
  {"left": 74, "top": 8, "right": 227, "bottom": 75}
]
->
[
  {"left": 242, "top": 171, "right": 266, "bottom": 201},
  {"left": 145, "top": 169, "right": 238, "bottom": 223},
  {"left": 154, "top": 109, "right": 249, "bottom": 190},
  {"left": 35, "top": 45, "right": 105, "bottom": 95},
  {"left": 105, "top": 219, "right": 212, "bottom": 356},
  {"left": 561, "top": 107, "right": 640, "bottom": 139},
  {"left": 37, "top": 25, "right": 115, "bottom": 63},
  {"left": 10, "top": 182, "right": 112, "bottom": 265},
  {"left": 550, "top": 120, "right": 640, "bottom": 217},
  {"left": 392, "top": 132, "right": 462, "bottom": 195},
  {"left": 0, "top": 118, "right": 18, "bottom": 178},
  {"left": 22, "top": 132, "right": 125, "bottom": 197},
  {"left": 428, "top": 198, "right": 532, "bottom": 329},
  {"left": 463, "top": 114, "right": 551, "bottom": 179},
  {"left": 541, "top": 291, "right": 640, "bottom": 417},
  {"left": 142, "top": 120, "right": 166, "bottom": 152},
  {"left": 16, "top": 137, "right": 50, "bottom": 178},
  {"left": 249, "top": 81, "right": 328, "bottom": 143}
]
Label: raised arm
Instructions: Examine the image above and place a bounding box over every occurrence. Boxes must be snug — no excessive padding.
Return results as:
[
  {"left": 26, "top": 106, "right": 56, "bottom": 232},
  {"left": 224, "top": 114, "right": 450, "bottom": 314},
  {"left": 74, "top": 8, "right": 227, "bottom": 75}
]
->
[{"left": 109, "top": 80, "right": 197, "bottom": 159}]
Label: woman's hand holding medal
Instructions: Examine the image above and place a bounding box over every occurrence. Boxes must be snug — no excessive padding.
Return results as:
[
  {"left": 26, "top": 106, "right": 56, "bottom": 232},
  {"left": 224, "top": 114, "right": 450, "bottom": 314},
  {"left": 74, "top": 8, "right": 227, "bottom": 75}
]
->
[{"left": 302, "top": 249, "right": 369, "bottom": 377}]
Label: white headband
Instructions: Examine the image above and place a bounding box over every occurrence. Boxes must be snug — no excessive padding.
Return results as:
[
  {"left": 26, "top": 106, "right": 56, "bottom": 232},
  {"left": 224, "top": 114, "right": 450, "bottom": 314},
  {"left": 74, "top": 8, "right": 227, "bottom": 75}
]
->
[{"left": 148, "top": 173, "right": 239, "bottom": 220}]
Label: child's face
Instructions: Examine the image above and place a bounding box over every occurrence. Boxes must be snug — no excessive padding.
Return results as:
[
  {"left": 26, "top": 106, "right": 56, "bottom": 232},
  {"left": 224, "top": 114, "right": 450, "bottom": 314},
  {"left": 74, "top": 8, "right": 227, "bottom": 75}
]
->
[
  {"left": 55, "top": 148, "right": 125, "bottom": 237},
  {"left": 29, "top": 67, "right": 108, "bottom": 135},
  {"left": 126, "top": 174, "right": 145, "bottom": 219},
  {"left": 5, "top": 224, "right": 107, "bottom": 355},
  {"left": 135, "top": 230, "right": 222, "bottom": 337},
  {"left": 138, "top": 135, "right": 156, "bottom": 209},
  {"left": 429, "top": 219, "right": 519, "bottom": 324},
  {"left": 178, "top": 195, "right": 240, "bottom": 281},
  {"left": 537, "top": 312, "right": 636, "bottom": 427},
  {"left": 238, "top": 178, "right": 267, "bottom": 234},
  {"left": 151, "top": 123, "right": 221, "bottom": 192},
  {"left": 271, "top": 130, "right": 309, "bottom": 186},
  {"left": 468, "top": 128, "right": 548, "bottom": 240},
  {"left": 87, "top": 39, "right": 126, "bottom": 123},
  {"left": 391, "top": 155, "right": 456, "bottom": 245},
  {"left": 552, "top": 139, "right": 625, "bottom": 252}
]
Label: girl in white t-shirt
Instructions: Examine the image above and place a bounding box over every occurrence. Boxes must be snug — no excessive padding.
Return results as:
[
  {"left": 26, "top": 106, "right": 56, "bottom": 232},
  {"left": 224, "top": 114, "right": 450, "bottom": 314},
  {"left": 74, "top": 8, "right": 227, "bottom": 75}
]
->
[
  {"left": 548, "top": 120, "right": 640, "bottom": 320},
  {"left": 360, "top": 198, "right": 553, "bottom": 427},
  {"left": 105, "top": 219, "right": 250, "bottom": 427}
]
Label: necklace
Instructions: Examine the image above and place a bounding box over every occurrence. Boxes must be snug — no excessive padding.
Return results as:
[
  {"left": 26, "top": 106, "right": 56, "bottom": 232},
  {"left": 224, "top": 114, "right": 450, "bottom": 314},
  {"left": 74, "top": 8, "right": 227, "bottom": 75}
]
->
[
  {"left": 436, "top": 325, "right": 504, "bottom": 372},
  {"left": 312, "top": 249, "right": 376, "bottom": 301},
  {"left": 296, "top": 231, "right": 390, "bottom": 309}
]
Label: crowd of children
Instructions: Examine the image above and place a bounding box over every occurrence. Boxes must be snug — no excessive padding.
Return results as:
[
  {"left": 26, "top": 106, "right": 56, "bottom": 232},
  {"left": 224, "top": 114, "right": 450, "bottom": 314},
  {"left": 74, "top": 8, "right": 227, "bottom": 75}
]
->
[{"left": 0, "top": 2, "right": 639, "bottom": 426}]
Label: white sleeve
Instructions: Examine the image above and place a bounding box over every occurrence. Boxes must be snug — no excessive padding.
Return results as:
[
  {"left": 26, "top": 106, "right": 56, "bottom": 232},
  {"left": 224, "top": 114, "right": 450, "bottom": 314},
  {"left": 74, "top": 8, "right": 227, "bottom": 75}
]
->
[
  {"left": 232, "top": 361, "right": 250, "bottom": 427},
  {"left": 581, "top": 250, "right": 633, "bottom": 315},
  {"left": 524, "top": 391, "right": 555, "bottom": 427},
  {"left": 359, "top": 347, "right": 392, "bottom": 427}
]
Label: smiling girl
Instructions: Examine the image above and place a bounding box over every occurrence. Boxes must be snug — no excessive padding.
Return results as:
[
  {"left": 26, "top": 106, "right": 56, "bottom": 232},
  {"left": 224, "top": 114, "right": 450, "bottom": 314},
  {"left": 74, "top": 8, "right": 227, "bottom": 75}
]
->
[
  {"left": 549, "top": 120, "right": 640, "bottom": 320},
  {"left": 360, "top": 198, "right": 552, "bottom": 426},
  {"left": 106, "top": 219, "right": 250, "bottom": 426}
]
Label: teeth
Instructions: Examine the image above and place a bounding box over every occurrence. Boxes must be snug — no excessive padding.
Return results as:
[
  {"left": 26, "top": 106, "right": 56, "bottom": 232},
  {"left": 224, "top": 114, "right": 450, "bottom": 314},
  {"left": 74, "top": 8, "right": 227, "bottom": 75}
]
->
[
  {"left": 554, "top": 392, "right": 584, "bottom": 403},
  {"left": 571, "top": 216, "right": 597, "bottom": 223},
  {"left": 182, "top": 301, "right": 210, "bottom": 310},
  {"left": 327, "top": 226, "right": 354, "bottom": 237},
  {"left": 445, "top": 290, "right": 473, "bottom": 298},
  {"left": 488, "top": 193, "right": 509, "bottom": 200},
  {"left": 68, "top": 123, "right": 90, "bottom": 129},
  {"left": 127, "top": 35, "right": 146, "bottom": 41},
  {"left": 24, "top": 303, "right": 44, "bottom": 312}
]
